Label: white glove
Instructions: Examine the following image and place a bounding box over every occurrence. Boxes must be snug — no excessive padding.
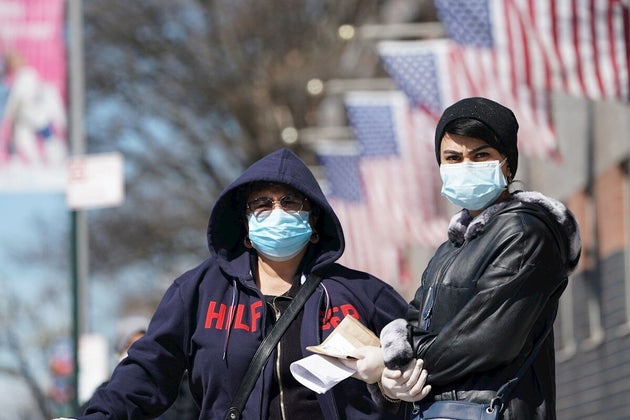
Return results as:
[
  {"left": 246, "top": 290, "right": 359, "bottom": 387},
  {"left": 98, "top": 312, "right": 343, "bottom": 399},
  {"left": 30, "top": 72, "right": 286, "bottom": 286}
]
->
[{"left": 380, "top": 318, "right": 414, "bottom": 370}]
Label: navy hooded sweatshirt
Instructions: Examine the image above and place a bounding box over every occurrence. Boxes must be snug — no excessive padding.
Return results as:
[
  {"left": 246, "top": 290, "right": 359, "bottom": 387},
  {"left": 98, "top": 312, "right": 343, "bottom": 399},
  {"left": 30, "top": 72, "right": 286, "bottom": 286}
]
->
[{"left": 80, "top": 148, "right": 408, "bottom": 420}]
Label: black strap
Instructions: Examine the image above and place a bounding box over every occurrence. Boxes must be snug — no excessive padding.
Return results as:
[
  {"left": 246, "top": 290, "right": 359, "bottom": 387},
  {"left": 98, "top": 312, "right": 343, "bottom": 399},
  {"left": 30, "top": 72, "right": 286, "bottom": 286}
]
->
[
  {"left": 224, "top": 272, "right": 323, "bottom": 420},
  {"left": 491, "top": 320, "right": 554, "bottom": 411}
]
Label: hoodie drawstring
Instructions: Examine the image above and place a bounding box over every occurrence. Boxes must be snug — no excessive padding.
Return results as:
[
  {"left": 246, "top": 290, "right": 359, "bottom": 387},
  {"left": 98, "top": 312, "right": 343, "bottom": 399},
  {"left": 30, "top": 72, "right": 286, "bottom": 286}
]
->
[
  {"left": 321, "top": 282, "right": 332, "bottom": 324},
  {"left": 222, "top": 279, "right": 238, "bottom": 360}
]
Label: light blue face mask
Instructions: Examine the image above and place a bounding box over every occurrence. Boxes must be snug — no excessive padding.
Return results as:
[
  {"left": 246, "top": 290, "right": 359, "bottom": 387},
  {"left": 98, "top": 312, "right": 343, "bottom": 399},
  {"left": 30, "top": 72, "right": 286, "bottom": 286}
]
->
[
  {"left": 247, "top": 209, "right": 312, "bottom": 261},
  {"left": 439, "top": 159, "right": 508, "bottom": 211}
]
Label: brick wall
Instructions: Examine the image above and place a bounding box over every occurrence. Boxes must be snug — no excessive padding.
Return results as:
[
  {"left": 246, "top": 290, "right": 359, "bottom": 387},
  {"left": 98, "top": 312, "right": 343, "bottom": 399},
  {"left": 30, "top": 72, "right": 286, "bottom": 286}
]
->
[{"left": 555, "top": 161, "right": 630, "bottom": 419}]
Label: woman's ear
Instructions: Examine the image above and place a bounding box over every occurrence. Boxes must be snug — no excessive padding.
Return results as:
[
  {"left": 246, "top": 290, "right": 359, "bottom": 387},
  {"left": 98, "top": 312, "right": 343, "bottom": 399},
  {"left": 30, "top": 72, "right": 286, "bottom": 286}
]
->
[{"left": 501, "top": 156, "right": 512, "bottom": 183}]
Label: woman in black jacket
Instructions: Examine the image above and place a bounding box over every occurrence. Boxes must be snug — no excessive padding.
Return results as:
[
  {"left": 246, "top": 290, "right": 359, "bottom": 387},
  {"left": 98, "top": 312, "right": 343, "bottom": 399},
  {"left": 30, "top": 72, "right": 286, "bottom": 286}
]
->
[{"left": 378, "top": 97, "right": 582, "bottom": 419}]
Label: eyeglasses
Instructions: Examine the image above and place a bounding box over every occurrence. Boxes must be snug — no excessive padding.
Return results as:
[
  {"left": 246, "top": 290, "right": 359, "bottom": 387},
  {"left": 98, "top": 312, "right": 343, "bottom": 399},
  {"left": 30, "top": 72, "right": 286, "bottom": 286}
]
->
[{"left": 246, "top": 194, "right": 307, "bottom": 217}]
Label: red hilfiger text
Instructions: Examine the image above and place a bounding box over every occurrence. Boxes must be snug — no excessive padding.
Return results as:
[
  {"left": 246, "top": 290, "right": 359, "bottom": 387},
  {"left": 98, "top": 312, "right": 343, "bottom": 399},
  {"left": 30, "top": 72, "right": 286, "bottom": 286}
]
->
[{"left": 204, "top": 300, "right": 359, "bottom": 332}]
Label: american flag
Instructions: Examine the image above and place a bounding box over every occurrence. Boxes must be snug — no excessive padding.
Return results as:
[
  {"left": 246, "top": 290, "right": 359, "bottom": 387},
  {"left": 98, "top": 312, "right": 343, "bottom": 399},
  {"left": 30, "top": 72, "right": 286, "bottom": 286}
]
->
[
  {"left": 376, "top": 0, "right": 630, "bottom": 176},
  {"left": 435, "top": 0, "right": 629, "bottom": 101},
  {"left": 315, "top": 142, "right": 404, "bottom": 285},
  {"left": 376, "top": 41, "right": 448, "bottom": 117},
  {"left": 344, "top": 92, "right": 408, "bottom": 245},
  {"left": 378, "top": 37, "right": 558, "bottom": 161},
  {"left": 344, "top": 91, "right": 447, "bottom": 248},
  {"left": 313, "top": 93, "right": 448, "bottom": 288}
]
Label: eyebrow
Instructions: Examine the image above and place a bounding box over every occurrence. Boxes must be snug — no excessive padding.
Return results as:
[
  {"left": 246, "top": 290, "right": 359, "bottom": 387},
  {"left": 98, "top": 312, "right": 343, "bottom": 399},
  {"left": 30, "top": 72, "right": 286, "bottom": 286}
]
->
[{"left": 442, "top": 144, "right": 493, "bottom": 156}]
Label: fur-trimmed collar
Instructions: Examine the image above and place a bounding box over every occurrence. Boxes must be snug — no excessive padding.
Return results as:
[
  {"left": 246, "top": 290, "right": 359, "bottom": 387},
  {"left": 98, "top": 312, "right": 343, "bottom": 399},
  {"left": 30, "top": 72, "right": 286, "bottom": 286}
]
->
[{"left": 447, "top": 191, "right": 581, "bottom": 272}]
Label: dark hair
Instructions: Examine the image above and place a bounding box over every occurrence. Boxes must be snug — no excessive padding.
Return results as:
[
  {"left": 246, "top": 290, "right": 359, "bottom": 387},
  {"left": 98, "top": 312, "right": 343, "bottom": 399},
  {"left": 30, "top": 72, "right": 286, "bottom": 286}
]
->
[
  {"left": 442, "top": 119, "right": 500, "bottom": 150},
  {"left": 434, "top": 97, "right": 519, "bottom": 176},
  {"left": 441, "top": 119, "right": 516, "bottom": 183}
]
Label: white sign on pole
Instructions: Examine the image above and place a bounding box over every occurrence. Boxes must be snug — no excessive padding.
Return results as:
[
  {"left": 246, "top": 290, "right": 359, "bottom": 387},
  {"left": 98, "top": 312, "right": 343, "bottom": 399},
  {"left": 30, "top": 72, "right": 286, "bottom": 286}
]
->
[
  {"left": 78, "top": 333, "right": 110, "bottom": 404},
  {"left": 66, "top": 152, "right": 125, "bottom": 210}
]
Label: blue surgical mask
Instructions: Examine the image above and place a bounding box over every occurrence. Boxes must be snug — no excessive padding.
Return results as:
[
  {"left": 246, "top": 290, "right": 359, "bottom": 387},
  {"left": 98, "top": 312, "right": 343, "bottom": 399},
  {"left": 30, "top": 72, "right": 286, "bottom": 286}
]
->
[
  {"left": 440, "top": 159, "right": 507, "bottom": 211},
  {"left": 247, "top": 209, "right": 312, "bottom": 261}
]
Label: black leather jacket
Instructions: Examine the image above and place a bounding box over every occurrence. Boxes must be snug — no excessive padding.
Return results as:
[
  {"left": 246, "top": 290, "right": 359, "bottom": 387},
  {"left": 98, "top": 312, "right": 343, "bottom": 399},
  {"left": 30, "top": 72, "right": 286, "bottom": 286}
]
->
[{"left": 406, "top": 192, "right": 581, "bottom": 419}]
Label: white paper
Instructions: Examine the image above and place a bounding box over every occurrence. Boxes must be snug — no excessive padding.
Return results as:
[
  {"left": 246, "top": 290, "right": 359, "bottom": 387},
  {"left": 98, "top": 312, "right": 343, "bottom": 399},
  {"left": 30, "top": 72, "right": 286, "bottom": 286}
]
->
[
  {"left": 313, "top": 333, "right": 356, "bottom": 357},
  {"left": 290, "top": 354, "right": 356, "bottom": 394}
]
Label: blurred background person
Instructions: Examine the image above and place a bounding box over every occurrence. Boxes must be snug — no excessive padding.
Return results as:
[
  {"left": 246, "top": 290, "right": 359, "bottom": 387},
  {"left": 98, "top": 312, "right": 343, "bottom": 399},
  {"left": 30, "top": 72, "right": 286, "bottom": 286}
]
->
[{"left": 81, "top": 315, "right": 199, "bottom": 420}]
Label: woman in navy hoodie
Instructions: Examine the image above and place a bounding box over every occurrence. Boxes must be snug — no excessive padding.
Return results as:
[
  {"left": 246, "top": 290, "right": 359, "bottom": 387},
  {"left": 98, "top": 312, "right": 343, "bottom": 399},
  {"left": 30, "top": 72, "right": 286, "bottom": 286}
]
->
[{"left": 79, "top": 148, "right": 410, "bottom": 419}]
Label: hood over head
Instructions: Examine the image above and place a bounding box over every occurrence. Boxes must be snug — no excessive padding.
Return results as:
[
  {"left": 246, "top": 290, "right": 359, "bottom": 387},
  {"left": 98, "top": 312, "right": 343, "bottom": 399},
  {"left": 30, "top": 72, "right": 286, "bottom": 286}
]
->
[{"left": 207, "top": 148, "right": 344, "bottom": 276}]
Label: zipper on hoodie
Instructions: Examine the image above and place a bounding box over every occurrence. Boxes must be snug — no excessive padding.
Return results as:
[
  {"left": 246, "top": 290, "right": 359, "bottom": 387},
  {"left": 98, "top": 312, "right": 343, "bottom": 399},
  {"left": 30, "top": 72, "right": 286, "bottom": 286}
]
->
[{"left": 270, "top": 295, "right": 291, "bottom": 420}]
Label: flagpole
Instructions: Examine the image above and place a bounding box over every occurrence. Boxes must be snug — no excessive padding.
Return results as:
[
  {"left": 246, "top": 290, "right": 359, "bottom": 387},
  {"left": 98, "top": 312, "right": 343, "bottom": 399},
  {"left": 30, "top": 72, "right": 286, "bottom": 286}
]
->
[
  {"left": 355, "top": 22, "right": 444, "bottom": 40},
  {"left": 68, "top": 0, "right": 88, "bottom": 413}
]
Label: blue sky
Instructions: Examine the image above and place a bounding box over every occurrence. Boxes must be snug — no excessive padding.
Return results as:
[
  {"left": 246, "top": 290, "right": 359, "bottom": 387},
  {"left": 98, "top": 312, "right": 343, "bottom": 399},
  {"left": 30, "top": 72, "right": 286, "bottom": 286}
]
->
[
  {"left": 0, "top": 192, "right": 142, "bottom": 402},
  {"left": 0, "top": 191, "right": 117, "bottom": 331},
  {"left": 0, "top": 193, "right": 72, "bottom": 398},
  {"left": 0, "top": 192, "right": 68, "bottom": 292}
]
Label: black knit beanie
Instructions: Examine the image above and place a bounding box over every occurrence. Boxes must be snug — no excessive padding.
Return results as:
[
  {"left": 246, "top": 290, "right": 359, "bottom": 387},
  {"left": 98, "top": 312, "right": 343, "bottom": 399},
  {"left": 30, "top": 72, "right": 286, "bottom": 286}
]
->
[{"left": 434, "top": 97, "right": 519, "bottom": 176}]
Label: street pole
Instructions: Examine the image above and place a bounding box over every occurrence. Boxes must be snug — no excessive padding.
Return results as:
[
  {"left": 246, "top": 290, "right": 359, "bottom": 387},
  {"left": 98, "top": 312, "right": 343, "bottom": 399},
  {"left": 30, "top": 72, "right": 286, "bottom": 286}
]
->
[{"left": 67, "top": 0, "right": 88, "bottom": 413}]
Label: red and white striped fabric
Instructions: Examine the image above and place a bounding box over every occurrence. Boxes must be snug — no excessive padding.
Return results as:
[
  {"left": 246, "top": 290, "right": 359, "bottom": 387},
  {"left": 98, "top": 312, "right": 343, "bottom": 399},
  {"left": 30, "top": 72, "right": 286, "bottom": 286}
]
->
[
  {"left": 378, "top": 37, "right": 558, "bottom": 162},
  {"left": 315, "top": 142, "right": 408, "bottom": 287},
  {"left": 329, "top": 197, "right": 414, "bottom": 288},
  {"left": 344, "top": 91, "right": 448, "bottom": 248},
  {"left": 495, "top": 0, "right": 630, "bottom": 102},
  {"left": 379, "top": 0, "right": 630, "bottom": 163},
  {"left": 434, "top": 0, "right": 629, "bottom": 102}
]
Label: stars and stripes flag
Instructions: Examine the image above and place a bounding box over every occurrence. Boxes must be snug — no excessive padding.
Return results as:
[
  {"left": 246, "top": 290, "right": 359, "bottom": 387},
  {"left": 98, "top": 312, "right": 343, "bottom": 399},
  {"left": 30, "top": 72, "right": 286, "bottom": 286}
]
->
[
  {"left": 313, "top": 92, "right": 449, "bottom": 287},
  {"left": 434, "top": 0, "right": 629, "bottom": 103},
  {"left": 390, "top": 0, "right": 630, "bottom": 159},
  {"left": 541, "top": 0, "right": 628, "bottom": 101},
  {"left": 343, "top": 91, "right": 447, "bottom": 248},
  {"left": 343, "top": 91, "right": 409, "bottom": 246},
  {"left": 314, "top": 141, "right": 402, "bottom": 285},
  {"left": 378, "top": 38, "right": 558, "bottom": 161}
]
